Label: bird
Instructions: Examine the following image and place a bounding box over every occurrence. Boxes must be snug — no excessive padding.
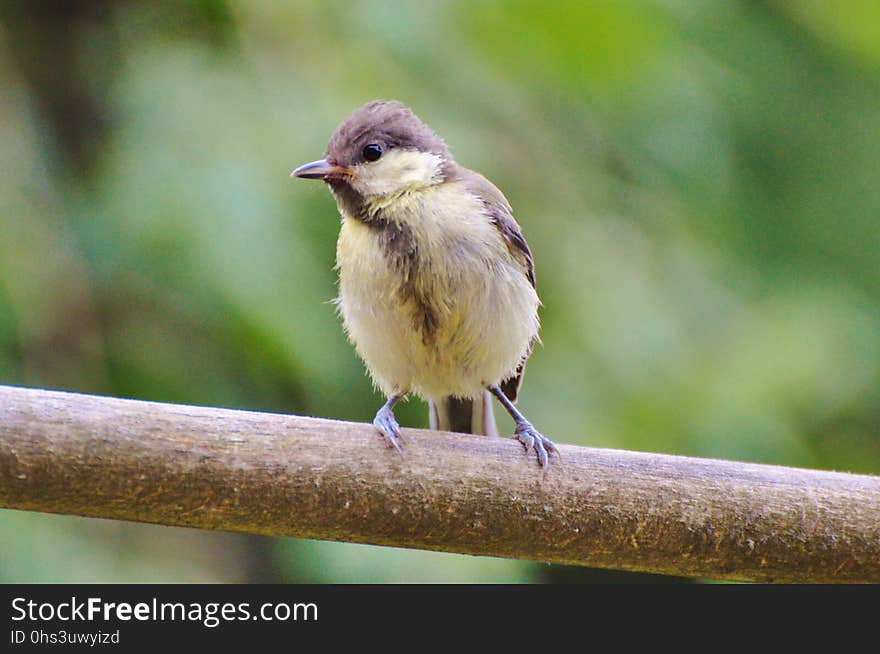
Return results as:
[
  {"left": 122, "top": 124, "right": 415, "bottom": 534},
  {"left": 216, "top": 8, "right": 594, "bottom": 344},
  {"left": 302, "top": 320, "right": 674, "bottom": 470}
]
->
[{"left": 291, "top": 100, "right": 558, "bottom": 466}]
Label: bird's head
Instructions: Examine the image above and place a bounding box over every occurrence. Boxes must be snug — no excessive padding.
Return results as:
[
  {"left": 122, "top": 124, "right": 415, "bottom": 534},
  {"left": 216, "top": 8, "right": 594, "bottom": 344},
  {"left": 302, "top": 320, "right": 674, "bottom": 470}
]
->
[{"left": 291, "top": 100, "right": 454, "bottom": 200}]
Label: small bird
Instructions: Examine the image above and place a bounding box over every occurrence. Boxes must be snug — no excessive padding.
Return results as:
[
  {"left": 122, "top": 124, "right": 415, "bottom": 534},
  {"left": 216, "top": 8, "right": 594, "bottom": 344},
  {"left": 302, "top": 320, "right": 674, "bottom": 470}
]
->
[{"left": 292, "top": 100, "right": 558, "bottom": 466}]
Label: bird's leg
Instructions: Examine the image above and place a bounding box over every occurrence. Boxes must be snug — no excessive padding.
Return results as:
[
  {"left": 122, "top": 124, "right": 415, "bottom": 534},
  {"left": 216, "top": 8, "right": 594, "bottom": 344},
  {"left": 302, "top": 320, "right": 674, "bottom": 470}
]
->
[
  {"left": 489, "top": 385, "right": 559, "bottom": 467},
  {"left": 373, "top": 394, "right": 403, "bottom": 453}
]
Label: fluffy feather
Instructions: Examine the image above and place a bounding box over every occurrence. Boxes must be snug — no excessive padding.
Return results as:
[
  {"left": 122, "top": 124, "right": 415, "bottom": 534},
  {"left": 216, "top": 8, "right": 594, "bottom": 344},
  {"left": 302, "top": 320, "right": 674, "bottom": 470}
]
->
[{"left": 335, "top": 168, "right": 539, "bottom": 402}]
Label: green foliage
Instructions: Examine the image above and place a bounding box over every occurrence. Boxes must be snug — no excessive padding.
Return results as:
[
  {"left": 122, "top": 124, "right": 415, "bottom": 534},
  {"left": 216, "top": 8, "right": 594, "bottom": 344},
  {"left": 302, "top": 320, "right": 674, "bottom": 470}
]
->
[{"left": 1, "top": 0, "right": 878, "bottom": 582}]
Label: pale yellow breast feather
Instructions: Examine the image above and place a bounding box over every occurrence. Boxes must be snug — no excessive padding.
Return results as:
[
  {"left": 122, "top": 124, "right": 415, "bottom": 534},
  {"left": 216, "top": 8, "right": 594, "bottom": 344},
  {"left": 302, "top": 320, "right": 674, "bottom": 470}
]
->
[{"left": 334, "top": 181, "right": 539, "bottom": 401}]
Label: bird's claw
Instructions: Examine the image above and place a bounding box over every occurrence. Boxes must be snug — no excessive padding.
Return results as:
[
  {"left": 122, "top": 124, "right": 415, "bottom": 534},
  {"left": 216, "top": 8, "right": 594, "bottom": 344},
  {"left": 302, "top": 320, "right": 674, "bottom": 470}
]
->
[
  {"left": 373, "top": 406, "right": 403, "bottom": 454},
  {"left": 514, "top": 421, "right": 559, "bottom": 467}
]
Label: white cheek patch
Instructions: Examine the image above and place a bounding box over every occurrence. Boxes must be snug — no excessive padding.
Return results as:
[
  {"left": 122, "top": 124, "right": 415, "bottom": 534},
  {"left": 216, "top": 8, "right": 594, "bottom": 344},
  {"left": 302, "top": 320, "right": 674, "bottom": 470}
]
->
[{"left": 350, "top": 149, "right": 444, "bottom": 197}]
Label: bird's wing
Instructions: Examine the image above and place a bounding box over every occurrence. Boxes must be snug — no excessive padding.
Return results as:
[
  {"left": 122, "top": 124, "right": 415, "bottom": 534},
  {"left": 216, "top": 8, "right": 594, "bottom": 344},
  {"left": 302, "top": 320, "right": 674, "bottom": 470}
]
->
[
  {"left": 457, "top": 166, "right": 536, "bottom": 402},
  {"left": 457, "top": 167, "right": 536, "bottom": 288}
]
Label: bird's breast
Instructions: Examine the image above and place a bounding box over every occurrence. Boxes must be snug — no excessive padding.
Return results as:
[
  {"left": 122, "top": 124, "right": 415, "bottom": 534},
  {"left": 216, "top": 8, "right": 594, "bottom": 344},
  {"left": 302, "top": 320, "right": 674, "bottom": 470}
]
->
[{"left": 333, "top": 183, "right": 539, "bottom": 398}]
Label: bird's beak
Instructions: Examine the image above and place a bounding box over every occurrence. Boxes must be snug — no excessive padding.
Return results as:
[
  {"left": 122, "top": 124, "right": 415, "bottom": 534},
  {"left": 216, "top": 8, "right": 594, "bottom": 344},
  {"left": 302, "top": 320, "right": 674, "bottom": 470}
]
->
[{"left": 290, "top": 158, "right": 352, "bottom": 180}]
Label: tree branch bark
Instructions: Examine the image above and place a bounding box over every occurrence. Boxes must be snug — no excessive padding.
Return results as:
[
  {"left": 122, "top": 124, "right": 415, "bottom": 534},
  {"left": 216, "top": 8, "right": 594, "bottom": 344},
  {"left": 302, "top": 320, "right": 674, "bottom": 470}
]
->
[{"left": 1, "top": 384, "right": 878, "bottom": 582}]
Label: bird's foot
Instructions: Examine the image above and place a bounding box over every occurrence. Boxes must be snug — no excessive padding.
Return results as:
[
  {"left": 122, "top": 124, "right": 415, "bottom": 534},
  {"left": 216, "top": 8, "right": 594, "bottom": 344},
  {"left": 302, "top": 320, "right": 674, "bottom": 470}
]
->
[
  {"left": 373, "top": 405, "right": 403, "bottom": 454},
  {"left": 514, "top": 421, "right": 559, "bottom": 467}
]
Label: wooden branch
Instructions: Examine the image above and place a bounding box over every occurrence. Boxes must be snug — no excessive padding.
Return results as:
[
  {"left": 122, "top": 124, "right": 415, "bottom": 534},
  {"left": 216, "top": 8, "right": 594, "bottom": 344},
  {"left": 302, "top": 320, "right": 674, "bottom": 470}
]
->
[{"left": 1, "top": 385, "right": 879, "bottom": 582}]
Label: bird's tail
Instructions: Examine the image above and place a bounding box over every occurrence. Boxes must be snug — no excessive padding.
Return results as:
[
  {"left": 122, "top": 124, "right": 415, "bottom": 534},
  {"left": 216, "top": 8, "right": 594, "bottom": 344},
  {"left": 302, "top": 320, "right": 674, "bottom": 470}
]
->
[{"left": 429, "top": 391, "right": 498, "bottom": 436}]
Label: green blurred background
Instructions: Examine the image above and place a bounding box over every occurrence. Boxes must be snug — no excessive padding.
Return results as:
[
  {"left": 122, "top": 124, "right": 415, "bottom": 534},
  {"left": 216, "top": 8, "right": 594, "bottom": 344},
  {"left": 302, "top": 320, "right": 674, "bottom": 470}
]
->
[{"left": 1, "top": 1, "right": 879, "bottom": 583}]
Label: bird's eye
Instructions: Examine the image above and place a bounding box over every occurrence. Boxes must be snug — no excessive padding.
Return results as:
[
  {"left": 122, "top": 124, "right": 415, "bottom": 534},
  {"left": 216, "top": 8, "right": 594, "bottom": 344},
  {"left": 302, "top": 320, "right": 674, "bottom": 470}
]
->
[{"left": 362, "top": 143, "right": 383, "bottom": 162}]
